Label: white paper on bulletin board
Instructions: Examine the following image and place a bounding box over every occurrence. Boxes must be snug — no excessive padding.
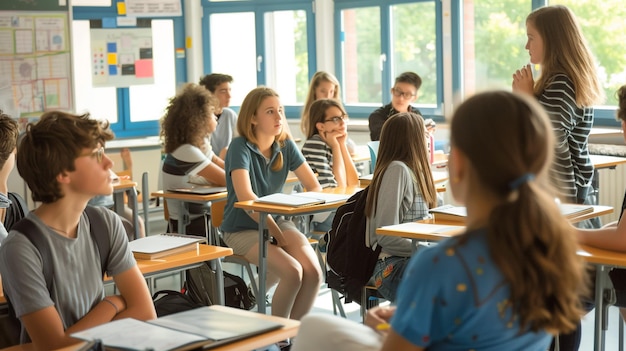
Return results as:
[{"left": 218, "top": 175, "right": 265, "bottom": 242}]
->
[
  {"left": 0, "top": 12, "right": 72, "bottom": 118},
  {"left": 90, "top": 27, "right": 154, "bottom": 88},
  {"left": 125, "top": 0, "right": 182, "bottom": 17}
]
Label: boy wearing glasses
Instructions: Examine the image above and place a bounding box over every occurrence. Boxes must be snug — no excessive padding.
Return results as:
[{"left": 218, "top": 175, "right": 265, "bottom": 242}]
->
[
  {"left": 0, "top": 111, "right": 156, "bottom": 348},
  {"left": 368, "top": 71, "right": 423, "bottom": 141}
]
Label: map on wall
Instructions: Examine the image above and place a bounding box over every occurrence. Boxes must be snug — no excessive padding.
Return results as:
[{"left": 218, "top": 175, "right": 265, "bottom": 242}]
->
[
  {"left": 0, "top": 12, "right": 71, "bottom": 118},
  {"left": 90, "top": 20, "right": 154, "bottom": 88}
]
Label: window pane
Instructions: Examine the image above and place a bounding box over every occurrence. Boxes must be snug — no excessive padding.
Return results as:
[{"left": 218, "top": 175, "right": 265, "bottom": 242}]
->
[
  {"left": 209, "top": 12, "right": 256, "bottom": 106},
  {"left": 264, "top": 10, "right": 309, "bottom": 105},
  {"left": 129, "top": 20, "right": 175, "bottom": 122},
  {"left": 340, "top": 7, "right": 381, "bottom": 105},
  {"left": 462, "top": 1, "right": 528, "bottom": 96},
  {"left": 390, "top": 2, "right": 437, "bottom": 106},
  {"left": 550, "top": 0, "right": 626, "bottom": 107},
  {"left": 71, "top": 20, "right": 117, "bottom": 123}
]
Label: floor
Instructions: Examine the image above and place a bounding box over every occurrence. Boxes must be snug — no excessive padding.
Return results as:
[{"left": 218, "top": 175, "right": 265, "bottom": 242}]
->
[{"left": 145, "top": 208, "right": 625, "bottom": 351}]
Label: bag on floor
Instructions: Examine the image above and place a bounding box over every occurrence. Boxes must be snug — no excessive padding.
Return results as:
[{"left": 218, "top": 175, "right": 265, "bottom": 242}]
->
[
  {"left": 152, "top": 290, "right": 204, "bottom": 317},
  {"left": 185, "top": 262, "right": 254, "bottom": 310}
]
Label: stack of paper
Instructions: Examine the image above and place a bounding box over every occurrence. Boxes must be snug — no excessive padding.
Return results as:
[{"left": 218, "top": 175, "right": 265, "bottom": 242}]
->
[{"left": 128, "top": 233, "right": 206, "bottom": 260}]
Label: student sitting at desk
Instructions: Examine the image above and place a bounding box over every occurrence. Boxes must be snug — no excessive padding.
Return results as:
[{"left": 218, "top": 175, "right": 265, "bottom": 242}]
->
[
  {"left": 293, "top": 91, "right": 587, "bottom": 351},
  {"left": 160, "top": 83, "right": 226, "bottom": 236},
  {"left": 221, "top": 86, "right": 323, "bottom": 321},
  {"left": 0, "top": 111, "right": 156, "bottom": 349},
  {"left": 301, "top": 98, "right": 359, "bottom": 233},
  {"left": 199, "top": 73, "right": 238, "bottom": 160},
  {"left": 365, "top": 111, "right": 437, "bottom": 302},
  {"left": 0, "top": 110, "right": 19, "bottom": 241}
]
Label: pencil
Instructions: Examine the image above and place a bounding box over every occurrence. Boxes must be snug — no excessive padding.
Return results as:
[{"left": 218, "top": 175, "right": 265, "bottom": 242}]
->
[{"left": 376, "top": 323, "right": 390, "bottom": 331}]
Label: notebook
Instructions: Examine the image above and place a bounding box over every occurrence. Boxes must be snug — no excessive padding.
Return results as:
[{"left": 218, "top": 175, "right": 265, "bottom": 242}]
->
[
  {"left": 428, "top": 205, "right": 467, "bottom": 222},
  {"left": 559, "top": 204, "right": 594, "bottom": 219},
  {"left": 255, "top": 192, "right": 352, "bottom": 207},
  {"left": 128, "top": 233, "right": 206, "bottom": 260},
  {"left": 168, "top": 186, "right": 227, "bottom": 195},
  {"left": 71, "top": 306, "right": 284, "bottom": 351}
]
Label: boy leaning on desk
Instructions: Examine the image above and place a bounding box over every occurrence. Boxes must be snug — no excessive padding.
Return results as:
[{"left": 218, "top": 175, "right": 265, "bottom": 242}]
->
[{"left": 0, "top": 111, "right": 156, "bottom": 349}]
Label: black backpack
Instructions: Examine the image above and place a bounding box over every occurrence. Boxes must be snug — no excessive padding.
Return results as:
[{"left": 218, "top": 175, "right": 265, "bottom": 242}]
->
[
  {"left": 0, "top": 206, "right": 110, "bottom": 347},
  {"left": 3, "top": 192, "right": 29, "bottom": 232},
  {"left": 185, "top": 262, "right": 254, "bottom": 310},
  {"left": 326, "top": 187, "right": 382, "bottom": 304}
]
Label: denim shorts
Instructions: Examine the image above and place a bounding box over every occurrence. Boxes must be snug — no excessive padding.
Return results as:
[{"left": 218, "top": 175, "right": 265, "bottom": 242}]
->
[{"left": 372, "top": 256, "right": 409, "bottom": 302}]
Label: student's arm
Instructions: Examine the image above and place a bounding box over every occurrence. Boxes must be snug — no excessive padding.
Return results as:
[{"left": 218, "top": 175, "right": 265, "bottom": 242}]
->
[
  {"left": 293, "top": 162, "right": 322, "bottom": 192},
  {"left": 197, "top": 161, "right": 226, "bottom": 186},
  {"left": 578, "top": 208, "right": 626, "bottom": 251},
  {"left": 321, "top": 131, "right": 348, "bottom": 187},
  {"left": 230, "top": 168, "right": 286, "bottom": 244},
  {"left": 339, "top": 135, "right": 359, "bottom": 187},
  {"left": 211, "top": 153, "right": 225, "bottom": 169}
]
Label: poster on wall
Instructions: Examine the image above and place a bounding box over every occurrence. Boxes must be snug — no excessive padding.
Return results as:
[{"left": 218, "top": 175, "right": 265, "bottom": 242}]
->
[
  {"left": 90, "top": 20, "right": 154, "bottom": 88},
  {"left": 0, "top": 12, "right": 71, "bottom": 119}
]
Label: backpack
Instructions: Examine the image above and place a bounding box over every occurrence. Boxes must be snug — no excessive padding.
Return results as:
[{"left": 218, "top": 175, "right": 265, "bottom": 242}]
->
[
  {"left": 0, "top": 206, "right": 110, "bottom": 347},
  {"left": 2, "top": 192, "right": 29, "bottom": 232},
  {"left": 326, "top": 187, "right": 382, "bottom": 304},
  {"left": 152, "top": 290, "right": 204, "bottom": 317},
  {"left": 185, "top": 262, "right": 254, "bottom": 310}
]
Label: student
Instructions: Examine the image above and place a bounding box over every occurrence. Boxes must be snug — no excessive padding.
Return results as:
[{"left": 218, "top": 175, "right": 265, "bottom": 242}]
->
[
  {"left": 292, "top": 91, "right": 588, "bottom": 351},
  {"left": 365, "top": 111, "right": 437, "bottom": 301},
  {"left": 0, "top": 110, "right": 18, "bottom": 241},
  {"left": 512, "top": 5, "right": 603, "bottom": 208},
  {"left": 301, "top": 98, "right": 359, "bottom": 233},
  {"left": 299, "top": 71, "right": 342, "bottom": 137},
  {"left": 368, "top": 72, "right": 424, "bottom": 141},
  {"left": 0, "top": 111, "right": 156, "bottom": 349},
  {"left": 160, "top": 83, "right": 226, "bottom": 236},
  {"left": 199, "top": 73, "right": 238, "bottom": 160},
  {"left": 221, "top": 86, "right": 323, "bottom": 321}
]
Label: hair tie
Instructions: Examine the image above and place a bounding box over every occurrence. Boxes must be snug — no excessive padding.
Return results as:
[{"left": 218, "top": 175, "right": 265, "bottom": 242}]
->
[{"left": 509, "top": 173, "right": 535, "bottom": 191}]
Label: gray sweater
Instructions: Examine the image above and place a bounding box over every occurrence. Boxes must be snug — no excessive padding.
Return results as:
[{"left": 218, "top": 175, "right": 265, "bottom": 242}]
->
[{"left": 365, "top": 160, "right": 430, "bottom": 257}]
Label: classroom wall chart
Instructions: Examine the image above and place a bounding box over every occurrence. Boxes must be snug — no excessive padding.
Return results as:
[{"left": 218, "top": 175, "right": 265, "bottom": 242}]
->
[
  {"left": 90, "top": 22, "right": 154, "bottom": 88},
  {"left": 0, "top": 12, "right": 71, "bottom": 118}
]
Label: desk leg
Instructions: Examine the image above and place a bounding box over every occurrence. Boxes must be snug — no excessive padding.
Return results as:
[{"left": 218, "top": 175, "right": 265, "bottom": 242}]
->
[
  {"left": 210, "top": 258, "right": 225, "bottom": 305},
  {"left": 177, "top": 202, "right": 188, "bottom": 234},
  {"left": 258, "top": 213, "right": 268, "bottom": 314},
  {"left": 594, "top": 265, "right": 608, "bottom": 351},
  {"left": 112, "top": 191, "right": 124, "bottom": 217},
  {"left": 127, "top": 188, "right": 140, "bottom": 240}
]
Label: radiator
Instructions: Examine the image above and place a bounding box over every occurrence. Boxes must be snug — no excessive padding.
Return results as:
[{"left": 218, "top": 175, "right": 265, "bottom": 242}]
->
[{"left": 597, "top": 163, "right": 626, "bottom": 224}]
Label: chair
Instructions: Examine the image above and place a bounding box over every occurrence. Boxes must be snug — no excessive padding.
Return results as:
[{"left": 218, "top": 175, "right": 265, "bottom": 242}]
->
[
  {"left": 210, "top": 200, "right": 260, "bottom": 302},
  {"left": 367, "top": 141, "right": 380, "bottom": 174}
]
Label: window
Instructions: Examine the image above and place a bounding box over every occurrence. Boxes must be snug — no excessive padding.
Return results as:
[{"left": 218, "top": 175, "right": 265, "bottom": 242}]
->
[
  {"left": 335, "top": 0, "right": 441, "bottom": 118},
  {"left": 202, "top": 1, "right": 314, "bottom": 114}
]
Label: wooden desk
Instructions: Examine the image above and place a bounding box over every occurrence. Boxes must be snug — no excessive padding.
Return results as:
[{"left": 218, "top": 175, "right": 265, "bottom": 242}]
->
[
  {"left": 1, "top": 305, "right": 300, "bottom": 351},
  {"left": 591, "top": 154, "right": 626, "bottom": 170},
  {"left": 112, "top": 179, "right": 140, "bottom": 240},
  {"left": 151, "top": 189, "right": 228, "bottom": 235},
  {"left": 235, "top": 186, "right": 363, "bottom": 313},
  {"left": 0, "top": 244, "right": 233, "bottom": 306},
  {"left": 359, "top": 170, "right": 448, "bottom": 188}
]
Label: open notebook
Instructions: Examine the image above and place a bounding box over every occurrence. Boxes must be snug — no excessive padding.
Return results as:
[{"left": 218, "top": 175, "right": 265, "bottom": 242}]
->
[
  {"left": 71, "top": 306, "right": 284, "bottom": 351},
  {"left": 255, "top": 192, "right": 352, "bottom": 207}
]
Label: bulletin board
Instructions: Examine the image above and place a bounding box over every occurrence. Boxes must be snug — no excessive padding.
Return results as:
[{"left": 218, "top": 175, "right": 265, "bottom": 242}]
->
[
  {"left": 90, "top": 20, "right": 154, "bottom": 88},
  {"left": 0, "top": 12, "right": 71, "bottom": 118}
]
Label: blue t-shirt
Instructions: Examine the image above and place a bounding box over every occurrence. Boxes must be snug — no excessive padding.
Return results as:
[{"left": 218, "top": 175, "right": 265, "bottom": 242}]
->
[
  {"left": 221, "top": 136, "right": 305, "bottom": 233},
  {"left": 391, "top": 228, "right": 551, "bottom": 351}
]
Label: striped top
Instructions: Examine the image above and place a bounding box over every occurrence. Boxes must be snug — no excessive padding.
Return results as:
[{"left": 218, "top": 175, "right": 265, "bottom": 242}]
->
[
  {"left": 301, "top": 134, "right": 337, "bottom": 188},
  {"left": 537, "top": 74, "right": 594, "bottom": 203}
]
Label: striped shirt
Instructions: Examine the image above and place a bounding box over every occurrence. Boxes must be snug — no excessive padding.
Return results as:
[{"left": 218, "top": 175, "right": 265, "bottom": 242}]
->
[
  {"left": 301, "top": 134, "right": 337, "bottom": 188},
  {"left": 537, "top": 74, "right": 594, "bottom": 203}
]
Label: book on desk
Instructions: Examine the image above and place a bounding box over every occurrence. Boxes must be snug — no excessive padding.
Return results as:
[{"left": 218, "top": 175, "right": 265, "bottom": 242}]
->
[
  {"left": 128, "top": 233, "right": 207, "bottom": 260},
  {"left": 167, "top": 186, "right": 227, "bottom": 195},
  {"left": 255, "top": 192, "right": 352, "bottom": 207},
  {"left": 70, "top": 306, "right": 284, "bottom": 351},
  {"left": 429, "top": 203, "right": 595, "bottom": 222}
]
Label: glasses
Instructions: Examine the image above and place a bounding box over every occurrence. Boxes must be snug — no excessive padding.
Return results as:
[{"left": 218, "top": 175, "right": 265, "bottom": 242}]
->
[
  {"left": 392, "top": 88, "right": 416, "bottom": 99},
  {"left": 324, "top": 115, "right": 348, "bottom": 124},
  {"left": 81, "top": 147, "right": 105, "bottom": 163}
]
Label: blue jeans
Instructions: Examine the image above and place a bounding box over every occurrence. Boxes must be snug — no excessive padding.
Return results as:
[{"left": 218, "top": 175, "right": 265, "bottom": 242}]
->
[{"left": 372, "top": 256, "right": 409, "bottom": 302}]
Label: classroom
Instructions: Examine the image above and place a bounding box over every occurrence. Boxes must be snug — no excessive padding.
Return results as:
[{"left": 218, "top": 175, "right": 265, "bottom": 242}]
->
[{"left": 2, "top": 0, "right": 626, "bottom": 350}]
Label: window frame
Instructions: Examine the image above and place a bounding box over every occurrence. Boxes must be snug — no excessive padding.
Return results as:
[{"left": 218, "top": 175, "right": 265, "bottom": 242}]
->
[
  {"left": 201, "top": 0, "right": 317, "bottom": 119},
  {"left": 72, "top": 5, "right": 187, "bottom": 137}
]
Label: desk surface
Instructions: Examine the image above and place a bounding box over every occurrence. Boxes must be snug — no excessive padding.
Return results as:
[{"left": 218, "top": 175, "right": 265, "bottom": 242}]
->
[
  {"left": 112, "top": 179, "right": 137, "bottom": 191},
  {"left": 0, "top": 244, "right": 232, "bottom": 304},
  {"left": 359, "top": 170, "right": 448, "bottom": 187},
  {"left": 590, "top": 154, "right": 626, "bottom": 169},
  {"left": 151, "top": 189, "right": 228, "bottom": 202},
  {"left": 0, "top": 305, "right": 300, "bottom": 351},
  {"left": 234, "top": 186, "right": 363, "bottom": 215}
]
